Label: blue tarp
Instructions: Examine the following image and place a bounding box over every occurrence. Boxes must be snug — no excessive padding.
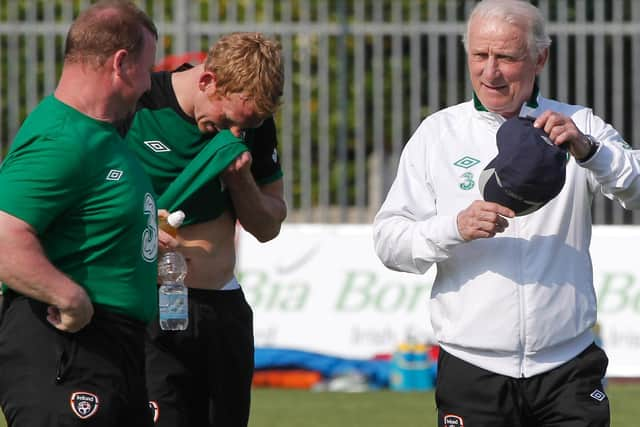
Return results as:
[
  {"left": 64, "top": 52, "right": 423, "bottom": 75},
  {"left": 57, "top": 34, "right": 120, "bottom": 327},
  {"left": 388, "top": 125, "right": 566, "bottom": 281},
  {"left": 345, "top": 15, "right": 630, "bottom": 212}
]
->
[{"left": 255, "top": 348, "right": 392, "bottom": 387}]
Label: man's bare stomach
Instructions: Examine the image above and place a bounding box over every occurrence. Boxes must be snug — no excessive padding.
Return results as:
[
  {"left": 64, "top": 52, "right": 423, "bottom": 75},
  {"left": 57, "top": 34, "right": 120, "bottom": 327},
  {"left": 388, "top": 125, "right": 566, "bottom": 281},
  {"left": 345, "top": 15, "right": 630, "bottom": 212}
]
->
[{"left": 174, "top": 211, "right": 237, "bottom": 290}]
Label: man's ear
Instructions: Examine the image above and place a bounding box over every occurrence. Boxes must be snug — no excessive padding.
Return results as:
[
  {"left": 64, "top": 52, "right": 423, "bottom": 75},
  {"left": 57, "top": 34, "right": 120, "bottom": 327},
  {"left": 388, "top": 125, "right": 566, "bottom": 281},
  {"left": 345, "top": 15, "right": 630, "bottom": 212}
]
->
[
  {"left": 113, "top": 49, "right": 128, "bottom": 77},
  {"left": 535, "top": 48, "right": 549, "bottom": 74},
  {"left": 198, "top": 71, "right": 216, "bottom": 93}
]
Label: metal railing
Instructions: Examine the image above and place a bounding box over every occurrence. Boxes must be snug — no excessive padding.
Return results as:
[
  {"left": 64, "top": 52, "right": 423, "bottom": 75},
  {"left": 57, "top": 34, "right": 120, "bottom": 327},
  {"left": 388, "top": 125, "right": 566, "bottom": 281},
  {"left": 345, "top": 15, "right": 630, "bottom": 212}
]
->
[{"left": 1, "top": 0, "right": 639, "bottom": 224}]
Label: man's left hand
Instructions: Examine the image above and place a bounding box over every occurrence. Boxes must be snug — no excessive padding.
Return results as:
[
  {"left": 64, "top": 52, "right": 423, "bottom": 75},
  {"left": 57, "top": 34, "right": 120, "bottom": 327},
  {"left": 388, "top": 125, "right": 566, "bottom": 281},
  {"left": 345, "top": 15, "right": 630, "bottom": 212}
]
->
[
  {"left": 534, "top": 110, "right": 593, "bottom": 160},
  {"left": 222, "top": 151, "right": 253, "bottom": 187}
]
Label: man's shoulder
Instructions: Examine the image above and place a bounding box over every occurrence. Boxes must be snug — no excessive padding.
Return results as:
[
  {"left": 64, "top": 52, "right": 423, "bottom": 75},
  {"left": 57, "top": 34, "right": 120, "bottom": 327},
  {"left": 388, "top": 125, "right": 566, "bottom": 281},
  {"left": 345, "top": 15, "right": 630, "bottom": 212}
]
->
[
  {"left": 137, "top": 71, "right": 178, "bottom": 111},
  {"left": 429, "top": 100, "right": 474, "bottom": 121},
  {"left": 416, "top": 100, "right": 474, "bottom": 133}
]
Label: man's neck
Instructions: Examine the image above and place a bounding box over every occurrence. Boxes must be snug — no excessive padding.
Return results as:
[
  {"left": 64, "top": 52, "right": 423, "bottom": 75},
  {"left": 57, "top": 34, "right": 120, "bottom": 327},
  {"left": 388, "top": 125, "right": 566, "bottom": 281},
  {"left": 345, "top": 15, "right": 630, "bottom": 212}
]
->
[
  {"left": 172, "top": 64, "right": 203, "bottom": 119},
  {"left": 54, "top": 63, "right": 118, "bottom": 122}
]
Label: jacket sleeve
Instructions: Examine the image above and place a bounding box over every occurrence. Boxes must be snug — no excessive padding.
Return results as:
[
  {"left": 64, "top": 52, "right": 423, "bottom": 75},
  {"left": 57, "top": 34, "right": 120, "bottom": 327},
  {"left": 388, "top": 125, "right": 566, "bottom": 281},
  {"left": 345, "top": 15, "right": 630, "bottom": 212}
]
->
[
  {"left": 372, "top": 120, "right": 465, "bottom": 275},
  {"left": 579, "top": 109, "right": 640, "bottom": 210}
]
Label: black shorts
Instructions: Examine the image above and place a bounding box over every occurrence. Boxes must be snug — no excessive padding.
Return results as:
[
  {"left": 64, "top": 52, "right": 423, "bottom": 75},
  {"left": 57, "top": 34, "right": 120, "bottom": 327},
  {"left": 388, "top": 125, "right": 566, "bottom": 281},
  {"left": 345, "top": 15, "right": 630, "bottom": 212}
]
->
[
  {"left": 146, "top": 287, "right": 254, "bottom": 427},
  {"left": 0, "top": 291, "right": 153, "bottom": 427},
  {"left": 435, "top": 343, "right": 610, "bottom": 427}
]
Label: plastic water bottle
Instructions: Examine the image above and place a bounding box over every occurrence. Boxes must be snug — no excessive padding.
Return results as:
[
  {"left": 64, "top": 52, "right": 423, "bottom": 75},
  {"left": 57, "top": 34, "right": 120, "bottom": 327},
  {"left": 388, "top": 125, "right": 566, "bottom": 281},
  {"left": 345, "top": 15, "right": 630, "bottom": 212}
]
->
[{"left": 158, "top": 211, "right": 188, "bottom": 331}]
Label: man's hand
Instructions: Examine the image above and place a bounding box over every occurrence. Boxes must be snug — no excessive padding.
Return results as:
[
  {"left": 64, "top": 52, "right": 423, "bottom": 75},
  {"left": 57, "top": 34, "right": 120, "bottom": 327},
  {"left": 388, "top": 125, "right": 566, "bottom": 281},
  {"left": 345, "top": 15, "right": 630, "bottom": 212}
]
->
[
  {"left": 46, "top": 286, "right": 94, "bottom": 333},
  {"left": 457, "top": 200, "right": 515, "bottom": 241},
  {"left": 534, "top": 110, "right": 593, "bottom": 160},
  {"left": 158, "top": 228, "right": 179, "bottom": 252},
  {"left": 157, "top": 209, "right": 179, "bottom": 252},
  {"left": 221, "top": 151, "right": 253, "bottom": 187}
]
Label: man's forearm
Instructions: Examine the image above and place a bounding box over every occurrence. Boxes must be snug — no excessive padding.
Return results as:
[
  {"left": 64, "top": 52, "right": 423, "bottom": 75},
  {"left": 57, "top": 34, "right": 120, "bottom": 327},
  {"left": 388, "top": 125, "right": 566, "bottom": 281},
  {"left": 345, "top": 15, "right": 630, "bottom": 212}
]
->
[{"left": 228, "top": 179, "right": 286, "bottom": 242}]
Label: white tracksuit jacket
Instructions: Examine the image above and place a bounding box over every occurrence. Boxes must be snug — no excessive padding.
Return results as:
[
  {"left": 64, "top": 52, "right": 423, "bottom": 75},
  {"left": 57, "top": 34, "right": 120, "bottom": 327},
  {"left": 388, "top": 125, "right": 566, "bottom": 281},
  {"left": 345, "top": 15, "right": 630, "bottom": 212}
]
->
[{"left": 373, "top": 95, "right": 640, "bottom": 378}]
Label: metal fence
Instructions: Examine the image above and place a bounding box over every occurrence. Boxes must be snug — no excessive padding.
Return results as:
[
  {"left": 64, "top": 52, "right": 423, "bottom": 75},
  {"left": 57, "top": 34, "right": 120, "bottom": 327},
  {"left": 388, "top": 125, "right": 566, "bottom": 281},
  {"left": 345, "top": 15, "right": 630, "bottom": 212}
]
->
[{"left": 1, "top": 0, "right": 639, "bottom": 224}]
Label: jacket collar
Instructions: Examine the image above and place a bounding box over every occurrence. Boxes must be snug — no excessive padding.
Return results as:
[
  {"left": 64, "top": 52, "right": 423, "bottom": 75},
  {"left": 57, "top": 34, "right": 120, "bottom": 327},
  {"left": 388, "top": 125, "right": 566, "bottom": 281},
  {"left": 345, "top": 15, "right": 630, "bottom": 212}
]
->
[
  {"left": 473, "top": 83, "right": 540, "bottom": 112},
  {"left": 472, "top": 84, "right": 541, "bottom": 128}
]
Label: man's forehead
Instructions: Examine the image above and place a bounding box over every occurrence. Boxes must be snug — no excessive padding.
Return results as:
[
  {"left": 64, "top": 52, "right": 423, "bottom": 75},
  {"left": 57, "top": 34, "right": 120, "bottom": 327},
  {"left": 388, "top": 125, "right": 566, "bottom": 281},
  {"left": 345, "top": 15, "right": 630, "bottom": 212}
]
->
[{"left": 468, "top": 20, "right": 528, "bottom": 50}]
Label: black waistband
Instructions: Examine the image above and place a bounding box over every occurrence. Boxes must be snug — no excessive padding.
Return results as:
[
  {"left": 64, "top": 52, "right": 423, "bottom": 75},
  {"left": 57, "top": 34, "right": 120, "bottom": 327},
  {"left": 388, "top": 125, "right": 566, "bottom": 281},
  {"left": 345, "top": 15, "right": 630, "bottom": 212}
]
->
[{"left": 1, "top": 288, "right": 146, "bottom": 332}]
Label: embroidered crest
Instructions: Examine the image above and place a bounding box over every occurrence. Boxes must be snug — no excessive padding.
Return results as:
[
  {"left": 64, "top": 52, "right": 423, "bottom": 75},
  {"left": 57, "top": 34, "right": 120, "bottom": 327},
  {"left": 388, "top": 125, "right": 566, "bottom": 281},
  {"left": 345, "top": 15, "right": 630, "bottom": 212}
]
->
[
  {"left": 149, "top": 400, "right": 160, "bottom": 423},
  {"left": 444, "top": 414, "right": 464, "bottom": 426},
  {"left": 70, "top": 391, "right": 99, "bottom": 419}
]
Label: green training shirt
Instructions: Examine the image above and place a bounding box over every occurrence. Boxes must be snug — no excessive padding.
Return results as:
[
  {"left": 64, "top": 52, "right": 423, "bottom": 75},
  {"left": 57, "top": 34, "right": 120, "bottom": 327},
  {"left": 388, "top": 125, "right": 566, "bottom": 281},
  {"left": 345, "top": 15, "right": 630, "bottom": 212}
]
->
[
  {"left": 119, "top": 66, "right": 282, "bottom": 226},
  {"left": 0, "top": 96, "right": 158, "bottom": 323}
]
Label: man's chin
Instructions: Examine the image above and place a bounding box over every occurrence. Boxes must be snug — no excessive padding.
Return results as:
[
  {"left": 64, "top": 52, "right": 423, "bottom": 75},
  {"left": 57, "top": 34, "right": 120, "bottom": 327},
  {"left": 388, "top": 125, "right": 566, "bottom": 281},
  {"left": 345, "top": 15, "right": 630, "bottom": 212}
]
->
[{"left": 478, "top": 96, "right": 518, "bottom": 116}]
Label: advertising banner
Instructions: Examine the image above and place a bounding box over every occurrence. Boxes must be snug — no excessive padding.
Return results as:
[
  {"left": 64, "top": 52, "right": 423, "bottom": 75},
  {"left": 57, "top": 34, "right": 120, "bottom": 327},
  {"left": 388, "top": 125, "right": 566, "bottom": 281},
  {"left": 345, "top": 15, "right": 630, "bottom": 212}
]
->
[{"left": 238, "top": 225, "right": 640, "bottom": 377}]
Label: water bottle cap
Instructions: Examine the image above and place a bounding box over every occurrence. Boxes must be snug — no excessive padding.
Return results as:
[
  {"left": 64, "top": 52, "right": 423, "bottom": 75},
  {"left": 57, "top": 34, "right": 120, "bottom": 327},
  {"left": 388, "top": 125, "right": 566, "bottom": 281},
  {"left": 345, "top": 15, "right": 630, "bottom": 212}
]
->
[{"left": 167, "top": 210, "right": 185, "bottom": 228}]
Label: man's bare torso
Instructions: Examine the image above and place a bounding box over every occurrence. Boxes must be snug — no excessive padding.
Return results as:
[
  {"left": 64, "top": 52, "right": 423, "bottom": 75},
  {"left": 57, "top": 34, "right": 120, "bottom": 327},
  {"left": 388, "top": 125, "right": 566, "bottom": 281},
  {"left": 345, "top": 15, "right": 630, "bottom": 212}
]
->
[{"left": 175, "top": 210, "right": 237, "bottom": 290}]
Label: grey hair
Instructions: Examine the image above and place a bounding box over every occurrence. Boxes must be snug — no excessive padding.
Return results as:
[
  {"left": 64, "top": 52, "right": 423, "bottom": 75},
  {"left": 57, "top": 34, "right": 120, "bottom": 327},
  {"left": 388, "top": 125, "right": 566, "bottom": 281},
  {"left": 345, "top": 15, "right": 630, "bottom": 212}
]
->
[{"left": 462, "top": 0, "right": 552, "bottom": 58}]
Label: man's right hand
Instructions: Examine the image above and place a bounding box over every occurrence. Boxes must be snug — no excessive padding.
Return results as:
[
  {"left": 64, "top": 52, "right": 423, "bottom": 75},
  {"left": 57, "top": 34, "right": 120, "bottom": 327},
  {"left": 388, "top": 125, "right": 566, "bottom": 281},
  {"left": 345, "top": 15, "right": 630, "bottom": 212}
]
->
[
  {"left": 47, "top": 286, "right": 94, "bottom": 333},
  {"left": 457, "top": 200, "right": 515, "bottom": 241}
]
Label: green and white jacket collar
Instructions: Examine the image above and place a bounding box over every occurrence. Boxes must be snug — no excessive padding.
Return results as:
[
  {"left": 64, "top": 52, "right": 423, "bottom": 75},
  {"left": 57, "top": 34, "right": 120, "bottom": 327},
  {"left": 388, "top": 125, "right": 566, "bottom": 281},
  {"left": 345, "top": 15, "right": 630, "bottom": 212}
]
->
[{"left": 472, "top": 84, "right": 540, "bottom": 118}]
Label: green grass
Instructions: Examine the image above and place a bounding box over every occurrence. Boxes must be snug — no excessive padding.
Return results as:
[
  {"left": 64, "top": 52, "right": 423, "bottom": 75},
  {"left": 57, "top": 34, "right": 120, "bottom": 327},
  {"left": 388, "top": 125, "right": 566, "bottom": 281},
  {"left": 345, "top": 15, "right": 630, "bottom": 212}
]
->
[
  {"left": 0, "top": 383, "right": 637, "bottom": 426},
  {"left": 249, "top": 383, "right": 640, "bottom": 427}
]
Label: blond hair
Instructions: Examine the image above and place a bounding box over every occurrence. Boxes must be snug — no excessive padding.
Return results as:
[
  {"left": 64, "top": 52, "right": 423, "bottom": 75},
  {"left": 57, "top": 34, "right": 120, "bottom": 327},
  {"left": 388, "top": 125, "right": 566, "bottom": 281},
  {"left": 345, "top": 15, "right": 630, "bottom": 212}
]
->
[{"left": 205, "top": 32, "right": 284, "bottom": 117}]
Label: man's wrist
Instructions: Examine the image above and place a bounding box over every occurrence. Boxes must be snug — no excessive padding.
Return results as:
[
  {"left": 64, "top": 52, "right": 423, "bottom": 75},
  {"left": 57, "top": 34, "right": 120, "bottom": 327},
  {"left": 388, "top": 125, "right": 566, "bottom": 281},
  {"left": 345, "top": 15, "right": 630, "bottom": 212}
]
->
[{"left": 579, "top": 134, "right": 599, "bottom": 162}]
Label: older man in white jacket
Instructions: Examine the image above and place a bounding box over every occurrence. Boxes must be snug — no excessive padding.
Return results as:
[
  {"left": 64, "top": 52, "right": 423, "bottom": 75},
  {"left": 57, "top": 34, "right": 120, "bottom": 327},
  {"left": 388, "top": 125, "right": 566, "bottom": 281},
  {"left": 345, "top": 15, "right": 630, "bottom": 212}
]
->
[{"left": 373, "top": 1, "right": 640, "bottom": 426}]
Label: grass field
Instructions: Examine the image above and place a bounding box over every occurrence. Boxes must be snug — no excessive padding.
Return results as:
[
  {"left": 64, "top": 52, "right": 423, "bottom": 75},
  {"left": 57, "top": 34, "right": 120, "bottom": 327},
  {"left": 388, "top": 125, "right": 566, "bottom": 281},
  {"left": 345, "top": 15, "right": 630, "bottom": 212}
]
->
[
  {"left": 248, "top": 383, "right": 640, "bottom": 427},
  {"left": 0, "top": 383, "right": 637, "bottom": 426}
]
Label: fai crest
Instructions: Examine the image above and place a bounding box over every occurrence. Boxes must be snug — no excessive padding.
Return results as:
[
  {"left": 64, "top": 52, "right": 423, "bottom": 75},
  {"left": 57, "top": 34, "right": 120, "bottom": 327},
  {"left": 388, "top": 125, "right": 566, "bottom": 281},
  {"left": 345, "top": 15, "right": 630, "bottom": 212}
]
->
[
  {"left": 149, "top": 400, "right": 160, "bottom": 423},
  {"left": 444, "top": 414, "right": 464, "bottom": 426},
  {"left": 70, "top": 391, "right": 99, "bottom": 419}
]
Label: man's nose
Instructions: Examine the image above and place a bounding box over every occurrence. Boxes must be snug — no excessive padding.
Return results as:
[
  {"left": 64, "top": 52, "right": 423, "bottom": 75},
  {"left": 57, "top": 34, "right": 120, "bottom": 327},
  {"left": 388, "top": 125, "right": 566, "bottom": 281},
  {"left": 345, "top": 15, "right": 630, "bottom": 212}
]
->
[{"left": 483, "top": 56, "right": 501, "bottom": 79}]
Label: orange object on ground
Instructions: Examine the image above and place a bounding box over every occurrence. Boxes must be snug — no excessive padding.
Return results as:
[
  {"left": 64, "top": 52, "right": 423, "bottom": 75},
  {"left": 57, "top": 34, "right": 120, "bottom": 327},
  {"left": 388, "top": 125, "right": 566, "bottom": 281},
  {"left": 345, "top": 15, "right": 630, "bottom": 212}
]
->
[{"left": 252, "top": 370, "right": 322, "bottom": 389}]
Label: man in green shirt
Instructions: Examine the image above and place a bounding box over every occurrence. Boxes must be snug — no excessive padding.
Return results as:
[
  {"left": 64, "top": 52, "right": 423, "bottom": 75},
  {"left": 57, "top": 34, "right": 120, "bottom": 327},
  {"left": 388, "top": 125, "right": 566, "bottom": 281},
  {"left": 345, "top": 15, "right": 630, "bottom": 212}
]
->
[
  {"left": 121, "top": 33, "right": 285, "bottom": 427},
  {"left": 0, "top": 2, "right": 158, "bottom": 426}
]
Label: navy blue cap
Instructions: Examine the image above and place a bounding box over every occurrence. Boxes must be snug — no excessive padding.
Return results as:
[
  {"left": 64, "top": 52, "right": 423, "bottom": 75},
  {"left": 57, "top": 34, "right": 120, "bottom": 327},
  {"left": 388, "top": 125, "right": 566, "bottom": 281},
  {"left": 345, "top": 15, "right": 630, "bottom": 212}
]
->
[{"left": 479, "top": 116, "right": 568, "bottom": 216}]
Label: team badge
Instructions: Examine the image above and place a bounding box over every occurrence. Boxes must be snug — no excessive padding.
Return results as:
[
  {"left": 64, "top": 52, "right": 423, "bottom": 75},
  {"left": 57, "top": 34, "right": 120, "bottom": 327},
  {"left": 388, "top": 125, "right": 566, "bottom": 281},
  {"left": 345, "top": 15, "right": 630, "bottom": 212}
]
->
[
  {"left": 272, "top": 148, "right": 278, "bottom": 163},
  {"left": 70, "top": 391, "right": 99, "bottom": 419},
  {"left": 444, "top": 414, "right": 464, "bottom": 426},
  {"left": 149, "top": 400, "right": 160, "bottom": 423}
]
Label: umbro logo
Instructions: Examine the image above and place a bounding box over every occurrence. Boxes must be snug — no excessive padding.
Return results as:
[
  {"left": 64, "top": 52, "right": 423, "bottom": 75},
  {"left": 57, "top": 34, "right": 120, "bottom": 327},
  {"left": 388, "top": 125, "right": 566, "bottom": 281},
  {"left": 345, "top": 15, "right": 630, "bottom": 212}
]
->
[
  {"left": 590, "top": 389, "right": 606, "bottom": 402},
  {"left": 272, "top": 149, "right": 278, "bottom": 163},
  {"left": 453, "top": 156, "right": 480, "bottom": 169},
  {"left": 144, "top": 140, "right": 171, "bottom": 152},
  {"left": 106, "top": 169, "right": 123, "bottom": 181}
]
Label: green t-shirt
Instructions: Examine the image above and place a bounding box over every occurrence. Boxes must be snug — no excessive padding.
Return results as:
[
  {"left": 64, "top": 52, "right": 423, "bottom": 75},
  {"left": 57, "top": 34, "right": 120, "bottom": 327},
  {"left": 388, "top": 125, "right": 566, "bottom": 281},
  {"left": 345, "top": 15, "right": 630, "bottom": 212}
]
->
[
  {"left": 0, "top": 96, "right": 158, "bottom": 323},
  {"left": 120, "top": 69, "right": 283, "bottom": 226}
]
